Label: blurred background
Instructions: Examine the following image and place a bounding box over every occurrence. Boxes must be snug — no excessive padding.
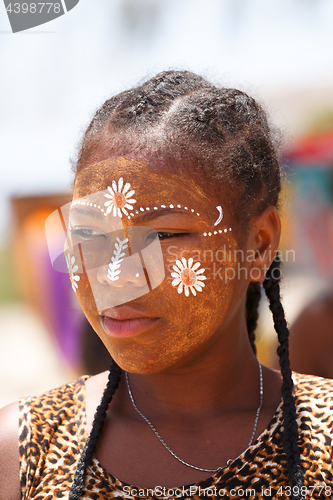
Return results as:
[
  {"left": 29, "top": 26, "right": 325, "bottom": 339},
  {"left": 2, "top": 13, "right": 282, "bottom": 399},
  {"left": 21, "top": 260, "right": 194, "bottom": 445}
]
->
[{"left": 1, "top": 0, "right": 333, "bottom": 407}]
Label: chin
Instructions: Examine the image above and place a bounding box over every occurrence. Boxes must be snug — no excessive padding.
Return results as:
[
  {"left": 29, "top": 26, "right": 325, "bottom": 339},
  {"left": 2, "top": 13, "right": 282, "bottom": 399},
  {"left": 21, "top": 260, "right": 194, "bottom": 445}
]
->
[{"left": 107, "top": 346, "right": 179, "bottom": 374}]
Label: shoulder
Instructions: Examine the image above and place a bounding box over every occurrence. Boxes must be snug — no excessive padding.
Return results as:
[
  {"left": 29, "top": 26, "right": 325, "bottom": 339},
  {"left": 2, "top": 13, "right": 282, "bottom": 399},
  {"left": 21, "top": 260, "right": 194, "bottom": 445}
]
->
[
  {"left": 5, "top": 377, "right": 88, "bottom": 500},
  {"left": 18, "top": 376, "right": 87, "bottom": 443},
  {"left": 19, "top": 376, "right": 88, "bottom": 453},
  {"left": 293, "top": 372, "right": 333, "bottom": 438},
  {"left": 293, "top": 371, "right": 333, "bottom": 400},
  {"left": 292, "top": 373, "right": 333, "bottom": 482},
  {"left": 0, "top": 401, "right": 20, "bottom": 500},
  {"left": 85, "top": 370, "right": 109, "bottom": 432},
  {"left": 25, "top": 375, "right": 87, "bottom": 417}
]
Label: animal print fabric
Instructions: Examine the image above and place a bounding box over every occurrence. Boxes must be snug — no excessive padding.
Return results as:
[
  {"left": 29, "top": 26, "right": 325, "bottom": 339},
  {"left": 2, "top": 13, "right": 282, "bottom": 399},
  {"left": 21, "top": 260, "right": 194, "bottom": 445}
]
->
[{"left": 19, "top": 373, "right": 333, "bottom": 499}]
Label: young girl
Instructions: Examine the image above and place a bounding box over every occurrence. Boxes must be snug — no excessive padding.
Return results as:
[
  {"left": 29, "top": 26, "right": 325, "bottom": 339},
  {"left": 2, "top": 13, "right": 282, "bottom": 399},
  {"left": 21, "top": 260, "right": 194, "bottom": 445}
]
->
[{"left": 1, "top": 70, "right": 333, "bottom": 500}]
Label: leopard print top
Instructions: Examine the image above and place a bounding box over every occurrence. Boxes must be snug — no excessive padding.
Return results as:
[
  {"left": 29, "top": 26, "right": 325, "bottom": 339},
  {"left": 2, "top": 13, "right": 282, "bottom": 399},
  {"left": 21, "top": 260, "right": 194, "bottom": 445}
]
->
[{"left": 19, "top": 373, "right": 333, "bottom": 499}]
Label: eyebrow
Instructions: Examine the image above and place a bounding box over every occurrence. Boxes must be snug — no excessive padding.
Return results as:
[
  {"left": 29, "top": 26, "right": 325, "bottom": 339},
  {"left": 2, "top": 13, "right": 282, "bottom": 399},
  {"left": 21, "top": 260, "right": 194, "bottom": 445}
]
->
[
  {"left": 130, "top": 208, "right": 196, "bottom": 224},
  {"left": 68, "top": 206, "right": 198, "bottom": 224},
  {"left": 68, "top": 206, "right": 106, "bottom": 220}
]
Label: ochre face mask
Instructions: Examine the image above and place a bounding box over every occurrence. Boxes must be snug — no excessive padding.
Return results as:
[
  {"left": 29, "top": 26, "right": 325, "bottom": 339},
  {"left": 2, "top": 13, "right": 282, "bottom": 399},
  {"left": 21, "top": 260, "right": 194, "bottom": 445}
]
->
[{"left": 45, "top": 158, "right": 244, "bottom": 373}]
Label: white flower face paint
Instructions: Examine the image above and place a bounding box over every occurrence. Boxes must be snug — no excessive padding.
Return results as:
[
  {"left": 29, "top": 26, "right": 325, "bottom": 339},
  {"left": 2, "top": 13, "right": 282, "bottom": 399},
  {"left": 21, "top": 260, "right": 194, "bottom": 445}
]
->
[
  {"left": 104, "top": 177, "right": 136, "bottom": 217},
  {"left": 171, "top": 257, "right": 207, "bottom": 297},
  {"left": 65, "top": 253, "right": 80, "bottom": 293},
  {"left": 107, "top": 237, "right": 129, "bottom": 282}
]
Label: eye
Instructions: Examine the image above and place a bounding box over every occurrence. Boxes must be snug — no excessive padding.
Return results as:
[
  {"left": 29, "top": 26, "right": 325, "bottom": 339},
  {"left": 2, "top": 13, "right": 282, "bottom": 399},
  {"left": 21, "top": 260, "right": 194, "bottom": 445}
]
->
[
  {"left": 156, "top": 232, "right": 188, "bottom": 241},
  {"left": 70, "top": 227, "right": 106, "bottom": 241},
  {"left": 145, "top": 231, "right": 185, "bottom": 244}
]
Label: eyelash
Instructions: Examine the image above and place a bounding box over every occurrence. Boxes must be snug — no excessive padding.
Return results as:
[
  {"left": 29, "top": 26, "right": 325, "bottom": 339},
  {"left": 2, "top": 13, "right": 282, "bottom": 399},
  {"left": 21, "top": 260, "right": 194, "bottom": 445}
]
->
[
  {"left": 70, "top": 228, "right": 105, "bottom": 240},
  {"left": 157, "top": 232, "right": 188, "bottom": 240},
  {"left": 70, "top": 228, "right": 188, "bottom": 242}
]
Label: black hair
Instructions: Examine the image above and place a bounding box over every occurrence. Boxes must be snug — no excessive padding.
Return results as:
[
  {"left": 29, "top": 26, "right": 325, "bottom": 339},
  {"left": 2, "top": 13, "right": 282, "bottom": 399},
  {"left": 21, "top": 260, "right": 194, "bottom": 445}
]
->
[
  {"left": 246, "top": 281, "right": 261, "bottom": 356},
  {"left": 69, "top": 359, "right": 122, "bottom": 500},
  {"left": 263, "top": 254, "right": 304, "bottom": 495},
  {"left": 69, "top": 70, "right": 304, "bottom": 500}
]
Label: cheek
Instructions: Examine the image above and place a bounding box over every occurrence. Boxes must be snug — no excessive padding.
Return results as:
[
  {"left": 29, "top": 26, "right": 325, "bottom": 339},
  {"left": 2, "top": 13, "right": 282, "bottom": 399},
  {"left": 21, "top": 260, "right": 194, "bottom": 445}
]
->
[
  {"left": 64, "top": 246, "right": 101, "bottom": 330},
  {"left": 163, "top": 235, "right": 239, "bottom": 300},
  {"left": 161, "top": 236, "right": 242, "bottom": 331},
  {"left": 64, "top": 235, "right": 245, "bottom": 373},
  {"left": 114, "top": 241, "right": 241, "bottom": 372},
  {"left": 75, "top": 274, "right": 99, "bottom": 326}
]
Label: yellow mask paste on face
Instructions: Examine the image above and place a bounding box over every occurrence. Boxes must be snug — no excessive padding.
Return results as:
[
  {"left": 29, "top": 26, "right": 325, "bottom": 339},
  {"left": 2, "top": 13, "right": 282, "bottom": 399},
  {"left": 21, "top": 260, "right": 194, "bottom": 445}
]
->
[{"left": 47, "top": 157, "right": 246, "bottom": 373}]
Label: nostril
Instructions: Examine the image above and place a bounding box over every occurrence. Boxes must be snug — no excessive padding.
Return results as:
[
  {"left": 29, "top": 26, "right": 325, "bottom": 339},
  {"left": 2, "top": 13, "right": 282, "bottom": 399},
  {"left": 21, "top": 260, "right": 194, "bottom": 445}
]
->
[{"left": 96, "top": 264, "right": 111, "bottom": 285}]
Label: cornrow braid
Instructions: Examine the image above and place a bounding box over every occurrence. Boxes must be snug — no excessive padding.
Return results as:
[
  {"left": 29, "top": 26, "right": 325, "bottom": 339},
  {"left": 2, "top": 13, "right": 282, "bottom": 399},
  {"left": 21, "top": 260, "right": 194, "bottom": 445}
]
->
[
  {"left": 263, "top": 254, "right": 305, "bottom": 500},
  {"left": 165, "top": 88, "right": 281, "bottom": 222},
  {"left": 69, "top": 360, "right": 122, "bottom": 500},
  {"left": 245, "top": 281, "right": 262, "bottom": 355},
  {"left": 75, "top": 70, "right": 212, "bottom": 168}
]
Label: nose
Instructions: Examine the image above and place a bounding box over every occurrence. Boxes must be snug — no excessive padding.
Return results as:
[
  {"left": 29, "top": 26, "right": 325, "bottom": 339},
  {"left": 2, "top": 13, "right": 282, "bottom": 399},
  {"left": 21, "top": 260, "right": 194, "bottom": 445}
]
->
[{"left": 97, "top": 252, "right": 147, "bottom": 288}]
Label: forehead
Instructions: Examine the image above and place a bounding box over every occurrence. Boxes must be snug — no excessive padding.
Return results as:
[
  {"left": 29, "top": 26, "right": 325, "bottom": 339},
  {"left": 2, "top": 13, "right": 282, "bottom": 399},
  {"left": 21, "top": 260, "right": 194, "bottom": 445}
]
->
[
  {"left": 74, "top": 157, "right": 210, "bottom": 201},
  {"left": 74, "top": 157, "right": 220, "bottom": 223}
]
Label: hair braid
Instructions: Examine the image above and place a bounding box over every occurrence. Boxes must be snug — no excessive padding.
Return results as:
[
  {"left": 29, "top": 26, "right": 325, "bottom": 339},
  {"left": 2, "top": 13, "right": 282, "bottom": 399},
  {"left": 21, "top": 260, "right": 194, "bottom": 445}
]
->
[
  {"left": 69, "top": 360, "right": 122, "bottom": 500},
  {"left": 245, "top": 281, "right": 261, "bottom": 355},
  {"left": 263, "top": 255, "right": 304, "bottom": 500}
]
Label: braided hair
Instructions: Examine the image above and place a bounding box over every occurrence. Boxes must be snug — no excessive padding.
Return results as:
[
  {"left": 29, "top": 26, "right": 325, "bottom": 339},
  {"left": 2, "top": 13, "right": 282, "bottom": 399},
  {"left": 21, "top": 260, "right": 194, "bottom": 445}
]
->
[
  {"left": 263, "top": 255, "right": 304, "bottom": 497},
  {"left": 69, "top": 359, "right": 122, "bottom": 500},
  {"left": 246, "top": 281, "right": 261, "bottom": 356},
  {"left": 70, "top": 70, "right": 304, "bottom": 500}
]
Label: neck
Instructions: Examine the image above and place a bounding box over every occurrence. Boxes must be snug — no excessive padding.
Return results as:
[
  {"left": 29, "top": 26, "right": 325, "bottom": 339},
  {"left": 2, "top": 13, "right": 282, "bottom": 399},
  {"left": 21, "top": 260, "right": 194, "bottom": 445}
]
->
[{"left": 122, "top": 324, "right": 261, "bottom": 420}]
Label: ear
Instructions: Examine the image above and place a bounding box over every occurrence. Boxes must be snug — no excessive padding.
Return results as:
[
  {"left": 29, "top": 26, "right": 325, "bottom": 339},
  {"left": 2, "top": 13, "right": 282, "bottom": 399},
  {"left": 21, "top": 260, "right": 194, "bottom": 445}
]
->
[{"left": 247, "top": 206, "right": 281, "bottom": 282}]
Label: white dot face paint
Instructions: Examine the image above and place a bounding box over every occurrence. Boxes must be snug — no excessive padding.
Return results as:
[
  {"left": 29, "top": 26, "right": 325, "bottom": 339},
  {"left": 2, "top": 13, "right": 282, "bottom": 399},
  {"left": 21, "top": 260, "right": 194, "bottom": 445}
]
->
[{"left": 200, "top": 205, "right": 231, "bottom": 237}]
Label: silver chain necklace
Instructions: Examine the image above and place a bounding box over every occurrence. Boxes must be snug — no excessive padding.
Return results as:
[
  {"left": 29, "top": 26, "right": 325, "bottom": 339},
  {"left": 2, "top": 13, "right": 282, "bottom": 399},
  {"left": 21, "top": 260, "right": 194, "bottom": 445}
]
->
[{"left": 125, "top": 363, "right": 263, "bottom": 474}]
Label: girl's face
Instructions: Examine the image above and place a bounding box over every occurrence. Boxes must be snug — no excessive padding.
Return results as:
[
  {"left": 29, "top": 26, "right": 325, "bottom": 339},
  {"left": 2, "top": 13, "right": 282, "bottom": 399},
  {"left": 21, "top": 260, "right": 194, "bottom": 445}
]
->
[{"left": 71, "top": 156, "right": 253, "bottom": 373}]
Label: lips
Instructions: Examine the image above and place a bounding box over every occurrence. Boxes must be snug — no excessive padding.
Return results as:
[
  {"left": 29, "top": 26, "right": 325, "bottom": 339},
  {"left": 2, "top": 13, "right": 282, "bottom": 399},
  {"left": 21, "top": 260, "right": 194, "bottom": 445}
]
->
[{"left": 100, "top": 306, "right": 160, "bottom": 338}]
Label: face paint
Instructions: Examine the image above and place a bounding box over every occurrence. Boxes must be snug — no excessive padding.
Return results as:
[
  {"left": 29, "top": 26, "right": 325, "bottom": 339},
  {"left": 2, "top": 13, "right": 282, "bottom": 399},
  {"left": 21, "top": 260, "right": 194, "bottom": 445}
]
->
[
  {"left": 104, "top": 178, "right": 136, "bottom": 217},
  {"left": 107, "top": 237, "right": 129, "bottom": 281},
  {"left": 171, "top": 257, "right": 207, "bottom": 297},
  {"left": 65, "top": 253, "right": 80, "bottom": 293},
  {"left": 46, "top": 157, "right": 249, "bottom": 373},
  {"left": 214, "top": 206, "right": 223, "bottom": 226}
]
